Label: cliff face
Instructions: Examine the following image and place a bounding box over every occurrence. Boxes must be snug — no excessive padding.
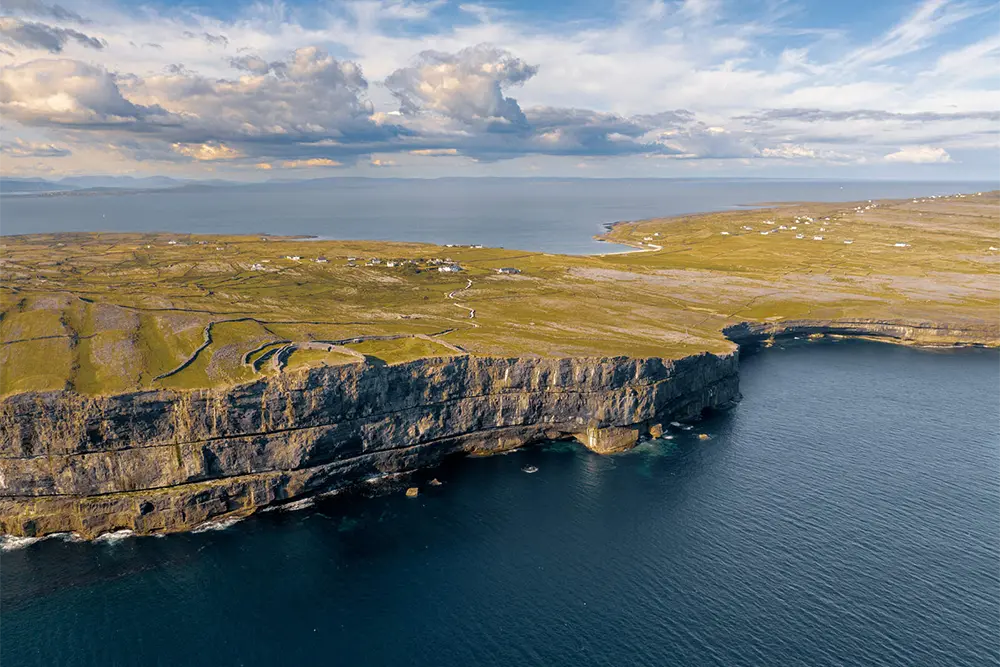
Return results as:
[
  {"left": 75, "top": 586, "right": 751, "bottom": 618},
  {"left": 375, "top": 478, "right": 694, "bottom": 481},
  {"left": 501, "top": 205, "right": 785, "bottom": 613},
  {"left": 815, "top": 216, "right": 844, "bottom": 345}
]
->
[
  {"left": 723, "top": 319, "right": 1000, "bottom": 348},
  {"left": 0, "top": 353, "right": 740, "bottom": 538}
]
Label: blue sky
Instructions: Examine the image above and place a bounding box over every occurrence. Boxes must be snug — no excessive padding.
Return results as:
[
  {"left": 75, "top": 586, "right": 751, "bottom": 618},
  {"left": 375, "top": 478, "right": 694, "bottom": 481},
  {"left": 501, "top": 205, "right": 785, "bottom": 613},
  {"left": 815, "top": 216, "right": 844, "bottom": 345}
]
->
[{"left": 0, "top": 0, "right": 997, "bottom": 179}]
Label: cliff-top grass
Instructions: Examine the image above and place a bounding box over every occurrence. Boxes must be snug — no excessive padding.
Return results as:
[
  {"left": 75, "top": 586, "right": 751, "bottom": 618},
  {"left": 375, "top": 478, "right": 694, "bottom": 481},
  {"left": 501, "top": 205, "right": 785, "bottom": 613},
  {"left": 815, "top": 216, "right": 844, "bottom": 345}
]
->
[{"left": 2, "top": 191, "right": 997, "bottom": 397}]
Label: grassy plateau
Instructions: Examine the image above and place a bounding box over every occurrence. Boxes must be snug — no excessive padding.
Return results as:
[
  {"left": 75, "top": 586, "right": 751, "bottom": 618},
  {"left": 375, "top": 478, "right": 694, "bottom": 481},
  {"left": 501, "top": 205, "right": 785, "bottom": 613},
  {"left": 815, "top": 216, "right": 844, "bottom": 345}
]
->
[{"left": 1, "top": 191, "right": 997, "bottom": 396}]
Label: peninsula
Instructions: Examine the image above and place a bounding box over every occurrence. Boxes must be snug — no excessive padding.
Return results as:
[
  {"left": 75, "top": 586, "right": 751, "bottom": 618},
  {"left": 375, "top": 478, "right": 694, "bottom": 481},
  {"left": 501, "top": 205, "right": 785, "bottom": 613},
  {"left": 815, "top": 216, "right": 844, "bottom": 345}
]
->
[{"left": 2, "top": 192, "right": 997, "bottom": 538}]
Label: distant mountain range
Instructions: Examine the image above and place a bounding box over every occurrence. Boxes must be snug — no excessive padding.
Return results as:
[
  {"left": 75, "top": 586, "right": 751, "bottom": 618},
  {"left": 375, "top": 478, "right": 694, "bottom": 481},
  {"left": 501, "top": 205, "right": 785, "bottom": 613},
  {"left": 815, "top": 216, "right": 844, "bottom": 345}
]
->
[{"left": 5, "top": 174, "right": 982, "bottom": 196}]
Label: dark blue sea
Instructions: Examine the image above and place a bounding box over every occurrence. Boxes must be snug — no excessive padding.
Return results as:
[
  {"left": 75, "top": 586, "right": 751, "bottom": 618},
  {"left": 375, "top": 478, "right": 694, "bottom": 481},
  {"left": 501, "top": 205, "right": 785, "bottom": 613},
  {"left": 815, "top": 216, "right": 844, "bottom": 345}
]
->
[
  {"left": 1, "top": 178, "right": 996, "bottom": 253},
  {"left": 2, "top": 340, "right": 998, "bottom": 667}
]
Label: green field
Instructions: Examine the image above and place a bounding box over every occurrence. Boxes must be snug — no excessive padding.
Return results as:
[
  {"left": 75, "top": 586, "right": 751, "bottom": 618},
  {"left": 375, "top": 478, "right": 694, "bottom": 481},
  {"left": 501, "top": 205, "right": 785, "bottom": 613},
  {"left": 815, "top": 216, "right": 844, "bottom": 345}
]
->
[{"left": 2, "top": 192, "right": 997, "bottom": 396}]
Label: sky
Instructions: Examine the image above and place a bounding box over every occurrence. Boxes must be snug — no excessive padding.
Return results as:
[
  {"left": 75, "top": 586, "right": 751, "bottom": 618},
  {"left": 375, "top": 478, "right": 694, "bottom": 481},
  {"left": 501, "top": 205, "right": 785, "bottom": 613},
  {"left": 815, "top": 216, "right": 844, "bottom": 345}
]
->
[{"left": 0, "top": 0, "right": 997, "bottom": 180}]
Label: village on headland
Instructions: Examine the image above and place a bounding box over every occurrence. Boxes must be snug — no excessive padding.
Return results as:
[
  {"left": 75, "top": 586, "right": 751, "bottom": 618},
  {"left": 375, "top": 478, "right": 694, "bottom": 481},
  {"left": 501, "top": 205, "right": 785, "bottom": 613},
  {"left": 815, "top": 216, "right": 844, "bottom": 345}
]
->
[
  {"left": 615, "top": 191, "right": 991, "bottom": 252},
  {"left": 155, "top": 236, "right": 521, "bottom": 275},
  {"left": 1, "top": 191, "right": 997, "bottom": 396},
  {"left": 157, "top": 238, "right": 523, "bottom": 276}
]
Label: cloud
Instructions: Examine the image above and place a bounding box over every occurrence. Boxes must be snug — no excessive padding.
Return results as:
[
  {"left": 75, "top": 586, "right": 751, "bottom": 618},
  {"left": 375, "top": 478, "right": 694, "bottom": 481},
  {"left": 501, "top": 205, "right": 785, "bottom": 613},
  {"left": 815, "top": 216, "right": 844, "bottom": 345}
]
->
[
  {"left": 0, "top": 137, "right": 70, "bottom": 157},
  {"left": 2, "top": 0, "right": 89, "bottom": 24},
  {"left": 842, "top": 0, "right": 985, "bottom": 67},
  {"left": 385, "top": 45, "right": 537, "bottom": 128},
  {"left": 0, "top": 48, "right": 392, "bottom": 164},
  {"left": 183, "top": 31, "right": 229, "bottom": 48},
  {"left": 382, "top": 50, "right": 717, "bottom": 161},
  {"left": 759, "top": 144, "right": 816, "bottom": 159},
  {"left": 680, "top": 0, "right": 721, "bottom": 20},
  {"left": 127, "top": 46, "right": 381, "bottom": 150},
  {"left": 0, "top": 59, "right": 164, "bottom": 126},
  {"left": 171, "top": 142, "right": 242, "bottom": 161},
  {"left": 370, "top": 157, "right": 397, "bottom": 167},
  {"left": 0, "top": 18, "right": 105, "bottom": 53},
  {"left": 409, "top": 148, "right": 459, "bottom": 156},
  {"left": 229, "top": 54, "right": 276, "bottom": 75},
  {"left": 739, "top": 108, "right": 1000, "bottom": 124},
  {"left": 883, "top": 146, "right": 952, "bottom": 163},
  {"left": 281, "top": 158, "right": 342, "bottom": 168},
  {"left": 0, "top": 0, "right": 996, "bottom": 177}
]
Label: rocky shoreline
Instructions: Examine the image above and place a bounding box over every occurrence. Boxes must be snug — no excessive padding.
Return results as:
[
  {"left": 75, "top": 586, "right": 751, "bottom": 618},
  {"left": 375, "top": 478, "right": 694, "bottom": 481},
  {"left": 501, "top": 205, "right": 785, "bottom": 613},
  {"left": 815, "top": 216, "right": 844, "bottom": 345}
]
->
[
  {"left": 0, "top": 317, "right": 995, "bottom": 540},
  {"left": 723, "top": 318, "right": 1000, "bottom": 349},
  {"left": 0, "top": 353, "right": 740, "bottom": 538}
]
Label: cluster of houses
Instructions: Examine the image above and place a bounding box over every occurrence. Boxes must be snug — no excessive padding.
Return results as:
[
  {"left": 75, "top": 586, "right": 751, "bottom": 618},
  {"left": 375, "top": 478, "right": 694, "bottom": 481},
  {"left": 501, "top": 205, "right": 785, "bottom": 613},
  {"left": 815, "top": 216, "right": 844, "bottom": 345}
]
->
[
  {"left": 718, "top": 211, "right": 912, "bottom": 248},
  {"left": 244, "top": 253, "right": 481, "bottom": 273},
  {"left": 343, "top": 256, "right": 466, "bottom": 273},
  {"left": 242, "top": 254, "right": 525, "bottom": 275},
  {"left": 912, "top": 193, "right": 982, "bottom": 203}
]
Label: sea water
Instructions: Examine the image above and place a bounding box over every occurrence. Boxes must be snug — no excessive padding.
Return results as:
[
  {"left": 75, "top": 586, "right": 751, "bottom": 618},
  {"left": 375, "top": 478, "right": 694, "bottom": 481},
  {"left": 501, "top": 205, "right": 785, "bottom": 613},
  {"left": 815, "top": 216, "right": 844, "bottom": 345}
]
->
[
  {"left": 2, "top": 340, "right": 997, "bottom": 667},
  {"left": 2, "top": 178, "right": 996, "bottom": 253}
]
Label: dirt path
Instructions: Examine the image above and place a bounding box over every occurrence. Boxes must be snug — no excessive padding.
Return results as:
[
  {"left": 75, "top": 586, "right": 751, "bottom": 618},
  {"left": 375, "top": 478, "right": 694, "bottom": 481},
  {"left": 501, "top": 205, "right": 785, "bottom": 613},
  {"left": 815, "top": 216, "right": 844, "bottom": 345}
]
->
[
  {"left": 446, "top": 278, "right": 478, "bottom": 326},
  {"left": 596, "top": 242, "right": 663, "bottom": 257}
]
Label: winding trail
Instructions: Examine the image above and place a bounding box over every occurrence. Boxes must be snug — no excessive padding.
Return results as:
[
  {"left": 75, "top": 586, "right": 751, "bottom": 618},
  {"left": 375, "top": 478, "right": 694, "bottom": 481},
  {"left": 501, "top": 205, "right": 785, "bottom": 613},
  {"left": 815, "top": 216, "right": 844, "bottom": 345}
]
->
[{"left": 447, "top": 278, "right": 479, "bottom": 327}]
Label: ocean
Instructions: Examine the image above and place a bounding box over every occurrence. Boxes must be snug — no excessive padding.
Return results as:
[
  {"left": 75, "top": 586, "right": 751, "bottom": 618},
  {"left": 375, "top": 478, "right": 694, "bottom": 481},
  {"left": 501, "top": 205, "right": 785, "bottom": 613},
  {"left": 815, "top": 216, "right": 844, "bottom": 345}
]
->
[
  {"left": 2, "top": 340, "right": 998, "bottom": 667},
  {"left": 2, "top": 178, "right": 996, "bottom": 253},
  {"left": 3, "top": 178, "right": 999, "bottom": 665}
]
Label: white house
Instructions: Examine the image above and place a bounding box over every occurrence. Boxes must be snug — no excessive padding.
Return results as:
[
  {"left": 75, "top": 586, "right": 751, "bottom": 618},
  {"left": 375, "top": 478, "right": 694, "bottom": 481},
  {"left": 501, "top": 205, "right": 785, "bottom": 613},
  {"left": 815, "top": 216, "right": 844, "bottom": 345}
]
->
[
  {"left": 495, "top": 267, "right": 520, "bottom": 274},
  {"left": 438, "top": 265, "right": 462, "bottom": 273}
]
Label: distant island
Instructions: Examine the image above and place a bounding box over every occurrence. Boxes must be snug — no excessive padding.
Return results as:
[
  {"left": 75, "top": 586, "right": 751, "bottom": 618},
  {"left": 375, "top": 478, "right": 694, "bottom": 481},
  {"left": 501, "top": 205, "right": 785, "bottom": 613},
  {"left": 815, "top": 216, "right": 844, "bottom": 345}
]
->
[{"left": 1, "top": 192, "right": 997, "bottom": 539}]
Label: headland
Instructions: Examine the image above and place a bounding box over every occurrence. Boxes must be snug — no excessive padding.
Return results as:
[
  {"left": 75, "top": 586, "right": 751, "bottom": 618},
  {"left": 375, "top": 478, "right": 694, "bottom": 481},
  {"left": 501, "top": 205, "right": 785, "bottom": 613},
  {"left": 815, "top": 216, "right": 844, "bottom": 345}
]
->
[{"left": 2, "top": 191, "right": 997, "bottom": 537}]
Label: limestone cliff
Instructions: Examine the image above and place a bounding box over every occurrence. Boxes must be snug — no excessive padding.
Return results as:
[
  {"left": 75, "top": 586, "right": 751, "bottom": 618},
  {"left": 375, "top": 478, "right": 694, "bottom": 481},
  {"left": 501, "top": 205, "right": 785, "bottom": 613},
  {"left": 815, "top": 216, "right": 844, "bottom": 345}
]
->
[
  {"left": 0, "top": 353, "right": 740, "bottom": 538},
  {"left": 723, "top": 318, "right": 999, "bottom": 348}
]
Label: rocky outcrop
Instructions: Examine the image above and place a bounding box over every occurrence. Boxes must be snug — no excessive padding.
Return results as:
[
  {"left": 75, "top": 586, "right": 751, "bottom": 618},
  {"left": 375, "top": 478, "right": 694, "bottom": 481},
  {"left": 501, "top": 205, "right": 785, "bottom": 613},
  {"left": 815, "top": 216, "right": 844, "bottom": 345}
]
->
[
  {"left": 0, "top": 353, "right": 740, "bottom": 538},
  {"left": 723, "top": 318, "right": 1000, "bottom": 348}
]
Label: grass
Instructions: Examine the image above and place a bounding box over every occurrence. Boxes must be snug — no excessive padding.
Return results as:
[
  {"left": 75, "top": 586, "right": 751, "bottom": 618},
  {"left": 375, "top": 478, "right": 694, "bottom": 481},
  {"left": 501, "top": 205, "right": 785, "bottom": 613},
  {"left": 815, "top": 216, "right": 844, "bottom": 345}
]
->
[
  {"left": 1, "top": 191, "right": 997, "bottom": 396},
  {"left": 348, "top": 337, "right": 458, "bottom": 365},
  {"left": 283, "top": 347, "right": 361, "bottom": 371}
]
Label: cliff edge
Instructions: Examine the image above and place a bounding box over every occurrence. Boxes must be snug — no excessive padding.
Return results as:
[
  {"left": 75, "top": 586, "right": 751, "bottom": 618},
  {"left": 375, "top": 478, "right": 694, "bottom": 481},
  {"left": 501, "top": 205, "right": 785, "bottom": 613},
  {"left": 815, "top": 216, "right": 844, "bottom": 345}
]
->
[{"left": 0, "top": 353, "right": 740, "bottom": 538}]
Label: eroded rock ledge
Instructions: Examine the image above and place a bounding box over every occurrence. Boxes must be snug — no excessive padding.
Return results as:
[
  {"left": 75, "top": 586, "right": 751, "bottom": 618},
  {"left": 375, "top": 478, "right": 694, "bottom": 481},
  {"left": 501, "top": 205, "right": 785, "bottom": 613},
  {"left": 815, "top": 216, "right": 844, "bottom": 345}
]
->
[
  {"left": 723, "top": 318, "right": 999, "bottom": 348},
  {"left": 0, "top": 353, "right": 739, "bottom": 538}
]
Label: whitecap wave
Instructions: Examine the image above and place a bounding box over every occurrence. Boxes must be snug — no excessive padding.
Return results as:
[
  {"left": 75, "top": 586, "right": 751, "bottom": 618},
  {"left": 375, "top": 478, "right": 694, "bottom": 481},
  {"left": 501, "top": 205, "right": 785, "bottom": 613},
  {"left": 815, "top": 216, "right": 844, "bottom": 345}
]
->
[
  {"left": 0, "top": 535, "right": 44, "bottom": 551},
  {"left": 278, "top": 497, "right": 315, "bottom": 513},
  {"left": 261, "top": 498, "right": 316, "bottom": 514},
  {"left": 191, "top": 517, "right": 242, "bottom": 533},
  {"left": 94, "top": 529, "right": 136, "bottom": 544},
  {"left": 1, "top": 532, "right": 88, "bottom": 550}
]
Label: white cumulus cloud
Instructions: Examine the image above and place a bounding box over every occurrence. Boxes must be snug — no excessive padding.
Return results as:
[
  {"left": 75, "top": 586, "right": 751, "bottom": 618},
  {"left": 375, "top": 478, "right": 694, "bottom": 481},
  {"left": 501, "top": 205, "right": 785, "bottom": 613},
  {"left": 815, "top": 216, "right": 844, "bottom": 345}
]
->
[{"left": 883, "top": 146, "right": 953, "bottom": 163}]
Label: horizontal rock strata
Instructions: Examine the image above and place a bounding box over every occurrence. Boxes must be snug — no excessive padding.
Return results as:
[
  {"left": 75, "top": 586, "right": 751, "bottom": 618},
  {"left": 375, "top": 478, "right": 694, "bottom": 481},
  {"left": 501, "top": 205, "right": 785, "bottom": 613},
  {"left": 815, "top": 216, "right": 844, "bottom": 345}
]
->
[
  {"left": 0, "top": 353, "right": 740, "bottom": 538},
  {"left": 723, "top": 319, "right": 999, "bottom": 348}
]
